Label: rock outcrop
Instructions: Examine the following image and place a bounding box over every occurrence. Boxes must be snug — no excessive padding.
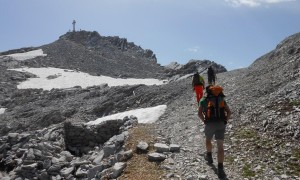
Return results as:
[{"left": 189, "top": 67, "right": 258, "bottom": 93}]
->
[
  {"left": 0, "top": 116, "right": 137, "bottom": 179},
  {"left": 164, "top": 59, "right": 227, "bottom": 77}
]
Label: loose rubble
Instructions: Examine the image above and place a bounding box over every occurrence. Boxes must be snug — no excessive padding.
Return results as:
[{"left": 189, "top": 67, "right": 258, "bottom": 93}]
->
[{"left": 0, "top": 116, "right": 138, "bottom": 179}]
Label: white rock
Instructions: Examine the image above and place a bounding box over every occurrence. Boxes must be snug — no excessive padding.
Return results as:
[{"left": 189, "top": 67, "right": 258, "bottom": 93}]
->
[
  {"left": 136, "top": 141, "right": 149, "bottom": 151},
  {"left": 154, "top": 143, "right": 169, "bottom": 153},
  {"left": 60, "top": 166, "right": 74, "bottom": 177},
  {"left": 148, "top": 152, "right": 166, "bottom": 161},
  {"left": 280, "top": 174, "right": 289, "bottom": 179},
  {"left": 93, "top": 150, "right": 104, "bottom": 165},
  {"left": 199, "top": 174, "right": 208, "bottom": 180},
  {"left": 111, "top": 162, "right": 127, "bottom": 178}
]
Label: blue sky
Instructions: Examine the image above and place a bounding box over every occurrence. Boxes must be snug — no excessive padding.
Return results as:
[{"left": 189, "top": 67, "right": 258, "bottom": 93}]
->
[{"left": 0, "top": 0, "right": 300, "bottom": 70}]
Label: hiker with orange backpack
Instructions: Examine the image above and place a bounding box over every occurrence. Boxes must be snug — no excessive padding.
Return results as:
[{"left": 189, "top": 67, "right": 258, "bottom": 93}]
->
[
  {"left": 198, "top": 85, "right": 231, "bottom": 179},
  {"left": 192, "top": 72, "right": 205, "bottom": 104}
]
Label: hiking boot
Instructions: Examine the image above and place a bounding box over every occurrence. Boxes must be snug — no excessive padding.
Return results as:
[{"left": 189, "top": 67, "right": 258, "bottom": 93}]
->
[
  {"left": 204, "top": 154, "right": 213, "bottom": 164},
  {"left": 217, "top": 168, "right": 226, "bottom": 179}
]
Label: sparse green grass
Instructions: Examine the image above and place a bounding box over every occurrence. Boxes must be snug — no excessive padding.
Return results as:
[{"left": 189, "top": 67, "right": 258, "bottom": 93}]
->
[
  {"left": 242, "top": 163, "right": 256, "bottom": 177},
  {"left": 290, "top": 99, "right": 300, "bottom": 106},
  {"left": 287, "top": 149, "right": 300, "bottom": 176},
  {"left": 225, "top": 156, "right": 235, "bottom": 165},
  {"left": 235, "top": 129, "right": 257, "bottom": 139},
  {"left": 294, "top": 149, "right": 300, "bottom": 159}
]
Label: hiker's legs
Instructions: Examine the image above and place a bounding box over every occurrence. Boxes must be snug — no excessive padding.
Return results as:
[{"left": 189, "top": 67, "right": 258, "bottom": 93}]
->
[
  {"left": 194, "top": 86, "right": 203, "bottom": 103},
  {"left": 205, "top": 137, "right": 213, "bottom": 163},
  {"left": 204, "top": 123, "right": 214, "bottom": 163},
  {"left": 215, "top": 125, "right": 225, "bottom": 163},
  {"left": 204, "top": 123, "right": 214, "bottom": 153},
  {"left": 215, "top": 123, "right": 226, "bottom": 178},
  {"left": 206, "top": 138, "right": 213, "bottom": 152},
  {"left": 216, "top": 140, "right": 224, "bottom": 163},
  {"left": 208, "top": 77, "right": 212, "bottom": 85},
  {"left": 216, "top": 139, "right": 226, "bottom": 178}
]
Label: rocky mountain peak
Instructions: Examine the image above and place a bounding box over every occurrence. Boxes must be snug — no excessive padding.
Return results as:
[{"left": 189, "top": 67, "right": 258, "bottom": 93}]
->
[{"left": 59, "top": 30, "right": 157, "bottom": 62}]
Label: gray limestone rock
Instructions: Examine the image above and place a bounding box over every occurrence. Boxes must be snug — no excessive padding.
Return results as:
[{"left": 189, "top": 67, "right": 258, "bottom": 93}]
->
[
  {"left": 103, "top": 144, "right": 116, "bottom": 157},
  {"left": 136, "top": 141, "right": 149, "bottom": 152},
  {"left": 148, "top": 152, "right": 166, "bottom": 161},
  {"left": 117, "top": 150, "right": 133, "bottom": 161},
  {"left": 60, "top": 166, "right": 74, "bottom": 177},
  {"left": 154, "top": 143, "right": 169, "bottom": 153},
  {"left": 111, "top": 162, "right": 126, "bottom": 179},
  {"left": 169, "top": 144, "right": 180, "bottom": 152},
  {"left": 75, "top": 167, "right": 88, "bottom": 178},
  {"left": 87, "top": 165, "right": 104, "bottom": 179},
  {"left": 93, "top": 150, "right": 105, "bottom": 165}
]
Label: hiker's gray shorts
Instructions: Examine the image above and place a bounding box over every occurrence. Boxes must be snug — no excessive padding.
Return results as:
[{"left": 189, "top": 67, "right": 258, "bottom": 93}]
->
[{"left": 204, "top": 121, "right": 226, "bottom": 140}]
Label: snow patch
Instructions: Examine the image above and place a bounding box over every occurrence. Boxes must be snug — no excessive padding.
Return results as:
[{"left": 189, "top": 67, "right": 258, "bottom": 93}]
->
[
  {"left": 4, "top": 49, "right": 47, "bottom": 61},
  {"left": 0, "top": 108, "right": 6, "bottom": 114},
  {"left": 9, "top": 67, "right": 166, "bottom": 90},
  {"left": 86, "top": 105, "right": 167, "bottom": 125}
]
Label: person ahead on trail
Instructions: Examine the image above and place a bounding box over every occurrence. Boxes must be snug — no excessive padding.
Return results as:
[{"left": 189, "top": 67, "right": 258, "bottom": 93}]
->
[
  {"left": 192, "top": 72, "right": 205, "bottom": 104},
  {"left": 198, "top": 85, "right": 231, "bottom": 179},
  {"left": 207, "top": 66, "right": 216, "bottom": 85}
]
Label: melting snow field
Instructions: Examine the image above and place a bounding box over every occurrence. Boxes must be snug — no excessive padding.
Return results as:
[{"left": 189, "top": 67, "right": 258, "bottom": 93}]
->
[
  {"left": 5, "top": 50, "right": 168, "bottom": 124},
  {"left": 86, "top": 105, "right": 167, "bottom": 125},
  {"left": 3, "top": 49, "right": 47, "bottom": 61},
  {"left": 10, "top": 67, "right": 166, "bottom": 90}
]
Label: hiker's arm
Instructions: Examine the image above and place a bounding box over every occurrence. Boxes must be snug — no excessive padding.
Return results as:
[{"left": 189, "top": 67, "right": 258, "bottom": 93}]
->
[
  {"left": 225, "top": 104, "right": 231, "bottom": 121},
  {"left": 198, "top": 106, "right": 205, "bottom": 122}
]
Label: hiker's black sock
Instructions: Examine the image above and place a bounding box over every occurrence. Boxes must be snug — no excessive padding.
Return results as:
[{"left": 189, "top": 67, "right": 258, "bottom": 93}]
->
[
  {"left": 205, "top": 152, "right": 213, "bottom": 163},
  {"left": 218, "top": 163, "right": 224, "bottom": 169},
  {"left": 217, "top": 164, "right": 226, "bottom": 178}
]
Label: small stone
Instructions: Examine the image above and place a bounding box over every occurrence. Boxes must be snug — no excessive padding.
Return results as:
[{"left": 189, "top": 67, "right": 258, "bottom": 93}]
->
[
  {"left": 87, "top": 165, "right": 104, "bottom": 179},
  {"left": 280, "top": 174, "right": 288, "bottom": 179},
  {"left": 254, "top": 165, "right": 261, "bottom": 171},
  {"left": 75, "top": 167, "right": 88, "bottom": 178},
  {"left": 111, "top": 162, "right": 127, "bottom": 178},
  {"left": 148, "top": 153, "right": 166, "bottom": 161},
  {"left": 169, "top": 144, "right": 180, "bottom": 152},
  {"left": 166, "top": 173, "right": 174, "bottom": 178},
  {"left": 154, "top": 143, "right": 169, "bottom": 153},
  {"left": 93, "top": 150, "right": 104, "bottom": 165},
  {"left": 60, "top": 166, "right": 74, "bottom": 177},
  {"left": 117, "top": 150, "right": 133, "bottom": 161},
  {"left": 199, "top": 174, "right": 208, "bottom": 180},
  {"left": 136, "top": 141, "right": 149, "bottom": 152}
]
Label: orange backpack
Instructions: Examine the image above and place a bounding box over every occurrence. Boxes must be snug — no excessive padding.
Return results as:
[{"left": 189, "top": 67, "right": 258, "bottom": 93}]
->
[
  {"left": 204, "top": 85, "right": 226, "bottom": 121},
  {"left": 208, "top": 85, "right": 223, "bottom": 96}
]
